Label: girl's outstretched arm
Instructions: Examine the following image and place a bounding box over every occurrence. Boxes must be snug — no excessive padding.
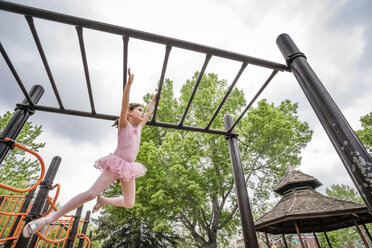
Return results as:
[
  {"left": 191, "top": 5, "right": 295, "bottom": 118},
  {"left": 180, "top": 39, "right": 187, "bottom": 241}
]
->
[
  {"left": 118, "top": 69, "right": 134, "bottom": 131},
  {"left": 140, "top": 93, "right": 158, "bottom": 128}
]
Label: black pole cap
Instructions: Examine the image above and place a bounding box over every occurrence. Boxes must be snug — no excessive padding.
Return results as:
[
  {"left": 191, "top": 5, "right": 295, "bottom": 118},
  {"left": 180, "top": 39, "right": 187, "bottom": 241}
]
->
[{"left": 276, "top": 33, "right": 306, "bottom": 67}]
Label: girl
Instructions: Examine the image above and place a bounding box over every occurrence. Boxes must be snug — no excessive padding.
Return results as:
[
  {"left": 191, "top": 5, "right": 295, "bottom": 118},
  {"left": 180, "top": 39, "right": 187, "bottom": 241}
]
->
[{"left": 22, "top": 69, "right": 158, "bottom": 237}]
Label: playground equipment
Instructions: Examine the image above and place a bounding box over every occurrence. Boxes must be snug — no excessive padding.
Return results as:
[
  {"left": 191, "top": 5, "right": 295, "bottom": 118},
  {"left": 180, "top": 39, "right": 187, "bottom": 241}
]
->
[
  {"left": 0, "top": 1, "right": 371, "bottom": 247},
  {"left": 0, "top": 139, "right": 91, "bottom": 247}
]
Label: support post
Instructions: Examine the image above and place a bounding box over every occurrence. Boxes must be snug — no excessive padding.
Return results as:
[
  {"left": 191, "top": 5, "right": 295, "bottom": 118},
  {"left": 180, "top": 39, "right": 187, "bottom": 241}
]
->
[
  {"left": 282, "top": 234, "right": 288, "bottom": 248},
  {"left": 353, "top": 219, "right": 370, "bottom": 248},
  {"left": 64, "top": 205, "right": 83, "bottom": 248},
  {"left": 265, "top": 232, "right": 271, "bottom": 248},
  {"left": 15, "top": 156, "right": 61, "bottom": 248},
  {"left": 323, "top": 232, "right": 332, "bottom": 248},
  {"left": 295, "top": 222, "right": 305, "bottom": 248},
  {"left": 0, "top": 85, "right": 44, "bottom": 164},
  {"left": 224, "top": 114, "right": 258, "bottom": 248},
  {"left": 28, "top": 198, "right": 51, "bottom": 247},
  {"left": 276, "top": 33, "right": 372, "bottom": 213},
  {"left": 313, "top": 232, "right": 321, "bottom": 248},
  {"left": 77, "top": 210, "right": 91, "bottom": 248},
  {"left": 3, "top": 189, "right": 36, "bottom": 248},
  {"left": 363, "top": 224, "right": 372, "bottom": 243}
]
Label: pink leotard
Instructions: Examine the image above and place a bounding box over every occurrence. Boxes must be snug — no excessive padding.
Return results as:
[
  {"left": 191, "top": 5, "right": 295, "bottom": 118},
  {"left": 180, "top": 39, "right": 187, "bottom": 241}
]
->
[{"left": 94, "top": 123, "right": 147, "bottom": 181}]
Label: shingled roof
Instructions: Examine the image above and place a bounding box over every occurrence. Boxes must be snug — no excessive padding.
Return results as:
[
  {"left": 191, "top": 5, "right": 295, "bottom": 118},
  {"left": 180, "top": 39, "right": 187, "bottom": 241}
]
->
[
  {"left": 255, "top": 167, "right": 372, "bottom": 234},
  {"left": 274, "top": 166, "right": 322, "bottom": 195}
]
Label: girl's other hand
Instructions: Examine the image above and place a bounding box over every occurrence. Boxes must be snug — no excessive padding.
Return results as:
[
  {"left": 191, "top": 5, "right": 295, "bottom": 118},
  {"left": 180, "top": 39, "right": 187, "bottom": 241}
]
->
[
  {"left": 153, "top": 93, "right": 159, "bottom": 101},
  {"left": 128, "top": 68, "right": 134, "bottom": 84}
]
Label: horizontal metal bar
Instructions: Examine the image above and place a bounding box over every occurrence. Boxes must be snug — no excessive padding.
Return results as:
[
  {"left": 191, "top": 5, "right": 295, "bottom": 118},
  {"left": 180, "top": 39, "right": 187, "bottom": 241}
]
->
[
  {"left": 76, "top": 26, "right": 96, "bottom": 114},
  {"left": 0, "top": 42, "right": 34, "bottom": 105},
  {"left": 17, "top": 103, "right": 115, "bottom": 120},
  {"left": 152, "top": 45, "right": 172, "bottom": 122},
  {"left": 25, "top": 15, "right": 64, "bottom": 110},
  {"left": 179, "top": 54, "right": 212, "bottom": 126},
  {"left": 206, "top": 62, "right": 247, "bottom": 129},
  {"left": 16, "top": 104, "right": 237, "bottom": 137},
  {"left": 228, "top": 69, "right": 279, "bottom": 132},
  {"left": 0, "top": 1, "right": 289, "bottom": 71}
]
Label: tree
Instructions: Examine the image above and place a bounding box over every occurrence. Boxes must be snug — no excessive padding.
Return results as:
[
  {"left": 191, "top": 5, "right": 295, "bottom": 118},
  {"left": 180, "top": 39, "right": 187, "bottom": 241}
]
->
[
  {"left": 325, "top": 184, "right": 363, "bottom": 204},
  {"left": 94, "top": 72, "right": 312, "bottom": 247},
  {"left": 0, "top": 111, "right": 45, "bottom": 195},
  {"left": 355, "top": 112, "right": 372, "bottom": 156}
]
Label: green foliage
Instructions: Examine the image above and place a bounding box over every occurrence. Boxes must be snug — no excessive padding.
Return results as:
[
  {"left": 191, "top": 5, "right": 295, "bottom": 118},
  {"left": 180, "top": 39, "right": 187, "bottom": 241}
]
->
[
  {"left": 355, "top": 112, "right": 372, "bottom": 155},
  {"left": 325, "top": 184, "right": 363, "bottom": 204},
  {"left": 317, "top": 184, "right": 368, "bottom": 247},
  {"left": 0, "top": 111, "right": 45, "bottom": 195},
  {"left": 94, "top": 72, "right": 312, "bottom": 247}
]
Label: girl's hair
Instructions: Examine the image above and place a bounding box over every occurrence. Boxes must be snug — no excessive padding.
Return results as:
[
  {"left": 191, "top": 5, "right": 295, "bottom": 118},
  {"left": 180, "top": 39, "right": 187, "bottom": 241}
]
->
[
  {"left": 112, "top": 103, "right": 143, "bottom": 127},
  {"left": 129, "top": 103, "right": 142, "bottom": 111}
]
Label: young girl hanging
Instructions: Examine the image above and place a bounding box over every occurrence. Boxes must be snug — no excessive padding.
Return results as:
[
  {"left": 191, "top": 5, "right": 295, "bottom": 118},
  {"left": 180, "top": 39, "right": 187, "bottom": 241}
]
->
[{"left": 22, "top": 69, "right": 159, "bottom": 237}]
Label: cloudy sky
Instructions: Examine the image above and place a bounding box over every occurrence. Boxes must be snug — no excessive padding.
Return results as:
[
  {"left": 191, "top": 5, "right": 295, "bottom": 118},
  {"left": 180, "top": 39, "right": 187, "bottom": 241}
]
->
[{"left": 1, "top": 0, "right": 371, "bottom": 216}]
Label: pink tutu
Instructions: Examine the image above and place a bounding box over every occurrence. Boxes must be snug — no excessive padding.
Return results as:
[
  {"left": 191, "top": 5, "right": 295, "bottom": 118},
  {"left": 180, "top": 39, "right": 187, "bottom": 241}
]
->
[{"left": 94, "top": 154, "right": 147, "bottom": 181}]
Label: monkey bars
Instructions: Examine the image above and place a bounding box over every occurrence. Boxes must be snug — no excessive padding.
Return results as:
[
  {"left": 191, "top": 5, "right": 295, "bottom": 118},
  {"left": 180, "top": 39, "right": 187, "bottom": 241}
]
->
[{"left": 0, "top": 0, "right": 287, "bottom": 137}]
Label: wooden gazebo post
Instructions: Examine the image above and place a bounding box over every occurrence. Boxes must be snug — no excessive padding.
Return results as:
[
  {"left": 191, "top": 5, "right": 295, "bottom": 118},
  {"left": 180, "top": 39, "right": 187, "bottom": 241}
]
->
[
  {"left": 294, "top": 222, "right": 305, "bottom": 248},
  {"left": 353, "top": 218, "right": 370, "bottom": 248},
  {"left": 264, "top": 232, "right": 271, "bottom": 248},
  {"left": 313, "top": 232, "right": 321, "bottom": 248},
  {"left": 363, "top": 224, "right": 372, "bottom": 243},
  {"left": 323, "top": 231, "right": 332, "bottom": 248},
  {"left": 282, "top": 234, "right": 288, "bottom": 248}
]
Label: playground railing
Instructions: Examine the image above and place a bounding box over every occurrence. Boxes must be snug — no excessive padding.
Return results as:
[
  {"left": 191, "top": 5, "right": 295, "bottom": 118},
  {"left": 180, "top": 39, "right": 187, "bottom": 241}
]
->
[
  {"left": 0, "top": 194, "right": 33, "bottom": 245},
  {"left": 0, "top": 138, "right": 91, "bottom": 247},
  {"left": 0, "top": 138, "right": 45, "bottom": 193}
]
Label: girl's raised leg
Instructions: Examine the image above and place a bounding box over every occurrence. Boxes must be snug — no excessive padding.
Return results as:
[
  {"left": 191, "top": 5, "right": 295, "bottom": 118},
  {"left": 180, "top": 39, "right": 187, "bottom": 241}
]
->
[
  {"left": 97, "top": 178, "right": 136, "bottom": 209},
  {"left": 22, "top": 169, "right": 117, "bottom": 237}
]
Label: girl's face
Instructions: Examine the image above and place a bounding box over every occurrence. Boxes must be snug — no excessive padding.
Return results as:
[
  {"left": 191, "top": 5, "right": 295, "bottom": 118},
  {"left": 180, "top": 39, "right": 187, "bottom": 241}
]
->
[{"left": 128, "top": 106, "right": 144, "bottom": 123}]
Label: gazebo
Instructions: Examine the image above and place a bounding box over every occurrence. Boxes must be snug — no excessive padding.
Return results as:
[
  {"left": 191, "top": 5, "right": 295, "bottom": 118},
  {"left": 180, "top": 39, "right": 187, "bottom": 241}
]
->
[{"left": 255, "top": 166, "right": 372, "bottom": 248}]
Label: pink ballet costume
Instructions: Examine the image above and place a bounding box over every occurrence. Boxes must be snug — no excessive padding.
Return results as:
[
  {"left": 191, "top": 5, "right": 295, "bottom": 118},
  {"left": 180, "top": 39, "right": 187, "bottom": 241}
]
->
[{"left": 94, "top": 123, "right": 147, "bottom": 181}]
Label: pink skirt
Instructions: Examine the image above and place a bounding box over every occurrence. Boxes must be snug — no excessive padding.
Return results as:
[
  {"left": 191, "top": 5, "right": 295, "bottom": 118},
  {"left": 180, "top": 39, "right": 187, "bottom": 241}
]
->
[{"left": 94, "top": 154, "right": 147, "bottom": 181}]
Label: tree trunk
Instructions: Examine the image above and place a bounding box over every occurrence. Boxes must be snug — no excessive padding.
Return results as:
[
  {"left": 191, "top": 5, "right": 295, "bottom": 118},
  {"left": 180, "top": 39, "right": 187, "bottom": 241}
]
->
[{"left": 205, "top": 242, "right": 217, "bottom": 248}]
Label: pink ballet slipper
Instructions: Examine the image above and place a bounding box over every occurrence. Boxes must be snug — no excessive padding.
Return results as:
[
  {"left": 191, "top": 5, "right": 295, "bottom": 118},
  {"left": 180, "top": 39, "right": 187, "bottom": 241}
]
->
[{"left": 22, "top": 217, "right": 49, "bottom": 238}]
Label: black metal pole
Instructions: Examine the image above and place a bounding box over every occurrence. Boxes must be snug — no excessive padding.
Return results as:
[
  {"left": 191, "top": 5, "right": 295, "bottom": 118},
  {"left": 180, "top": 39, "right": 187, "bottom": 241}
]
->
[
  {"left": 313, "top": 232, "right": 321, "bottom": 248},
  {"left": 28, "top": 197, "right": 51, "bottom": 247},
  {"left": 77, "top": 210, "right": 91, "bottom": 248},
  {"left": 363, "top": 224, "right": 372, "bottom": 243},
  {"left": 224, "top": 114, "right": 258, "bottom": 248},
  {"left": 64, "top": 205, "right": 83, "bottom": 248},
  {"left": 0, "top": 85, "right": 44, "bottom": 164},
  {"left": 276, "top": 33, "right": 372, "bottom": 213},
  {"left": 3, "top": 188, "right": 36, "bottom": 248},
  {"left": 323, "top": 231, "right": 332, "bottom": 248},
  {"left": 282, "top": 234, "right": 288, "bottom": 248},
  {"left": 15, "top": 156, "right": 61, "bottom": 248}
]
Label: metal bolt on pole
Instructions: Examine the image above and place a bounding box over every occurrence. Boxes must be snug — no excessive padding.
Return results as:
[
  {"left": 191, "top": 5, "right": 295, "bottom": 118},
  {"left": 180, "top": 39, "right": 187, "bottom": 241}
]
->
[
  {"left": 0, "top": 85, "right": 44, "bottom": 165},
  {"left": 224, "top": 114, "right": 259, "bottom": 248}
]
